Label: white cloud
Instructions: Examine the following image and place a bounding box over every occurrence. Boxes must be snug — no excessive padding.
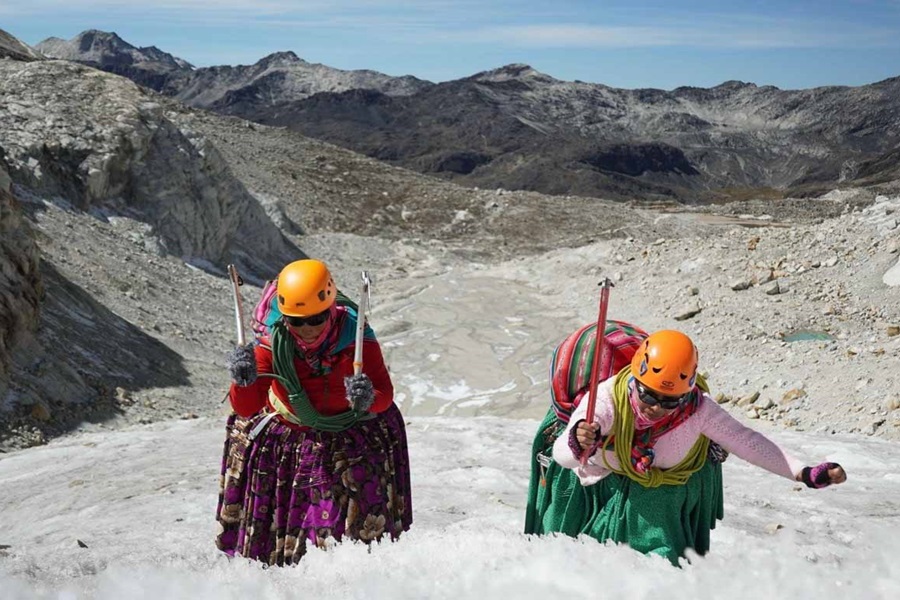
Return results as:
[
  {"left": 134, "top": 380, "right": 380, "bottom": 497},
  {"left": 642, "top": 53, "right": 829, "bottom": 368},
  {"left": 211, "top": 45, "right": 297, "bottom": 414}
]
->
[{"left": 445, "top": 21, "right": 900, "bottom": 50}]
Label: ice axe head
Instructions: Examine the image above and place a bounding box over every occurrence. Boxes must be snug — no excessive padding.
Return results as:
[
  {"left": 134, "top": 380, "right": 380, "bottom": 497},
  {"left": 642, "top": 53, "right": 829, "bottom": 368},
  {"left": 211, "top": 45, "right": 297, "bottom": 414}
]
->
[{"left": 361, "top": 271, "right": 372, "bottom": 301}]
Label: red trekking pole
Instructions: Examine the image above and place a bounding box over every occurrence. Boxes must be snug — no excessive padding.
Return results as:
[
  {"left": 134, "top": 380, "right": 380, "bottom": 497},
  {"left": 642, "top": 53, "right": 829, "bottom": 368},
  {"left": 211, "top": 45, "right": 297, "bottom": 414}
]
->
[{"left": 581, "top": 277, "right": 614, "bottom": 466}]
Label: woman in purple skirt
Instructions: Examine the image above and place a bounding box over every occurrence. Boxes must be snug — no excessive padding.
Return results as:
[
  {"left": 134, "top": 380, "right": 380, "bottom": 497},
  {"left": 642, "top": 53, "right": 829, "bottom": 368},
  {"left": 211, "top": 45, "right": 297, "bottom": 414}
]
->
[{"left": 217, "top": 259, "right": 412, "bottom": 565}]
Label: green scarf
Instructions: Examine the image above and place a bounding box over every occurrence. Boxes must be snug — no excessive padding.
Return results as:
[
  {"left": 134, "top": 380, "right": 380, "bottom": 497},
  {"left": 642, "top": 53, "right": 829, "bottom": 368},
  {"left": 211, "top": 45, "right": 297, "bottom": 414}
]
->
[
  {"left": 262, "top": 322, "right": 364, "bottom": 432},
  {"left": 600, "top": 366, "right": 711, "bottom": 488}
]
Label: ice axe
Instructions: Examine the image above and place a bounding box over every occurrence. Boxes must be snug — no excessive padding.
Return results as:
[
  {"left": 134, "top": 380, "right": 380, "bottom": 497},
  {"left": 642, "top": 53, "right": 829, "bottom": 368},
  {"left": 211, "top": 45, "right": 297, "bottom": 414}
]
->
[
  {"left": 226, "top": 264, "right": 246, "bottom": 346},
  {"left": 221, "top": 264, "right": 248, "bottom": 404},
  {"left": 353, "top": 271, "right": 372, "bottom": 375},
  {"left": 580, "top": 277, "right": 615, "bottom": 466}
]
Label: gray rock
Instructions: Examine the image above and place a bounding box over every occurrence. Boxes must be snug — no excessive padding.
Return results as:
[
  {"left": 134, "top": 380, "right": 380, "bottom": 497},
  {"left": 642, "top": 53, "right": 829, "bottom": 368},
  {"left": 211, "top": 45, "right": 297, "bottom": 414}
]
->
[
  {"left": 737, "top": 391, "right": 761, "bottom": 407},
  {"left": 754, "top": 397, "right": 776, "bottom": 410},
  {"left": 673, "top": 302, "right": 702, "bottom": 321},
  {"left": 765, "top": 281, "right": 787, "bottom": 295}
]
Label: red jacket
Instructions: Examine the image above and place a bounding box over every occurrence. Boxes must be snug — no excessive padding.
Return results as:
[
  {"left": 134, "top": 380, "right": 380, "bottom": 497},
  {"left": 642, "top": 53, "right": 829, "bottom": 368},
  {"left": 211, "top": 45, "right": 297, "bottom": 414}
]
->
[{"left": 229, "top": 338, "right": 394, "bottom": 420}]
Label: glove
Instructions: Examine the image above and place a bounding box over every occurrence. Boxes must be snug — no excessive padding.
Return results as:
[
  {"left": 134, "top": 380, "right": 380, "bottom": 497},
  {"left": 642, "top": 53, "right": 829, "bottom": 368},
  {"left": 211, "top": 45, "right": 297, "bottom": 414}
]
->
[
  {"left": 226, "top": 343, "right": 257, "bottom": 387},
  {"left": 344, "top": 373, "right": 375, "bottom": 412},
  {"left": 800, "top": 462, "right": 844, "bottom": 488},
  {"left": 568, "top": 420, "right": 587, "bottom": 460}
]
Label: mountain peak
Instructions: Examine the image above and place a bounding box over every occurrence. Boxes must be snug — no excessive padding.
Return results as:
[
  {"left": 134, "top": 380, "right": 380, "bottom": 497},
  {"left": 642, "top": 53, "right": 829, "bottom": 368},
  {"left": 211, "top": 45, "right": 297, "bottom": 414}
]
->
[
  {"left": 257, "top": 51, "right": 305, "bottom": 67},
  {"left": 36, "top": 30, "right": 191, "bottom": 72},
  {"left": 139, "top": 45, "right": 195, "bottom": 70},
  {"left": 471, "top": 63, "right": 546, "bottom": 82},
  {"left": 37, "top": 29, "right": 135, "bottom": 61},
  {"left": 79, "top": 29, "right": 122, "bottom": 38},
  {"left": 716, "top": 80, "right": 757, "bottom": 90},
  {"left": 74, "top": 29, "right": 134, "bottom": 52}
]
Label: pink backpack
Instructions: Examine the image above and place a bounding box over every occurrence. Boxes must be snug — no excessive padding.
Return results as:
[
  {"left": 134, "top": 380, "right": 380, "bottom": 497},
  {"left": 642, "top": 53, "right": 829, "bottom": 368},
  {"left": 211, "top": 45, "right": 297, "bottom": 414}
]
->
[{"left": 251, "top": 280, "right": 279, "bottom": 338}]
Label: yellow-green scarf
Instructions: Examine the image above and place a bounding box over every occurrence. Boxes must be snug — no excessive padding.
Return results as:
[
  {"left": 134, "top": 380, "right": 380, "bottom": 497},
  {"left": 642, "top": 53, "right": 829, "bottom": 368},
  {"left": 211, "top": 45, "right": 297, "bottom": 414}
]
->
[{"left": 600, "top": 366, "right": 710, "bottom": 488}]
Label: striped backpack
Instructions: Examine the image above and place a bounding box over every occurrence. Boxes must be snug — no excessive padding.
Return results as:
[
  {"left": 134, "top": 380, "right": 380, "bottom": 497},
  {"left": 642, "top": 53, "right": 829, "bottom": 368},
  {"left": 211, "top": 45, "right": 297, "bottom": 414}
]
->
[{"left": 549, "top": 320, "right": 648, "bottom": 423}]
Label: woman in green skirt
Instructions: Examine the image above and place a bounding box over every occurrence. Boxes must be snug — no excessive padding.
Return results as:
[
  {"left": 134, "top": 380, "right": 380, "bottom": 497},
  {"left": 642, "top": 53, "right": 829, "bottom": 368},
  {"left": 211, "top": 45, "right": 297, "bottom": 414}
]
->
[{"left": 526, "top": 328, "right": 846, "bottom": 565}]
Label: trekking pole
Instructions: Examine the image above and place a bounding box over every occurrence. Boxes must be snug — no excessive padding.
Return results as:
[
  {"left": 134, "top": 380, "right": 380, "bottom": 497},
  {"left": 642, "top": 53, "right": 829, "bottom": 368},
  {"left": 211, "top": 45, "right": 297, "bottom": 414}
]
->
[
  {"left": 580, "top": 277, "right": 614, "bottom": 466},
  {"left": 226, "top": 264, "right": 246, "bottom": 347},
  {"left": 353, "top": 271, "right": 372, "bottom": 375}
]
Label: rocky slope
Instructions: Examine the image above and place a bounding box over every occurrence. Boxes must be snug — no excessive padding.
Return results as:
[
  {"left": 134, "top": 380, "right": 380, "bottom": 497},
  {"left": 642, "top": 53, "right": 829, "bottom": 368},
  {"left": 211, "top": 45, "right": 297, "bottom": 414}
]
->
[
  {"left": 0, "top": 57, "right": 297, "bottom": 276},
  {"left": 0, "top": 159, "right": 42, "bottom": 406},
  {"left": 0, "top": 32, "right": 306, "bottom": 448},
  {"left": 170, "top": 108, "right": 685, "bottom": 263},
  {"left": 478, "top": 191, "right": 900, "bottom": 438}
]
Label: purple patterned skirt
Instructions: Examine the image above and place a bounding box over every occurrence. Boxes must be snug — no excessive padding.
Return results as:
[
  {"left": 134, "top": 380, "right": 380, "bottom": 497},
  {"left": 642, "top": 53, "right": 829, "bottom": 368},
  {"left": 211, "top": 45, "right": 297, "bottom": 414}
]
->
[{"left": 216, "top": 403, "right": 412, "bottom": 565}]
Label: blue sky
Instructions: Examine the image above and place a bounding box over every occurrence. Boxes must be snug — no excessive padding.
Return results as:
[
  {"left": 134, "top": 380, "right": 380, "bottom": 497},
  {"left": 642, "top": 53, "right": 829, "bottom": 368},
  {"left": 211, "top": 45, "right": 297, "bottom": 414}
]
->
[{"left": 2, "top": 0, "right": 900, "bottom": 90}]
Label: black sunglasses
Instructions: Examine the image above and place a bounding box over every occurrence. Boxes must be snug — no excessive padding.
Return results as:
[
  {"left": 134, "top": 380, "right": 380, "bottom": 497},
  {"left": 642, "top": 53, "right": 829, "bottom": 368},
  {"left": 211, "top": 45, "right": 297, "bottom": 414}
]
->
[
  {"left": 635, "top": 381, "right": 689, "bottom": 410},
  {"left": 284, "top": 311, "right": 329, "bottom": 327}
]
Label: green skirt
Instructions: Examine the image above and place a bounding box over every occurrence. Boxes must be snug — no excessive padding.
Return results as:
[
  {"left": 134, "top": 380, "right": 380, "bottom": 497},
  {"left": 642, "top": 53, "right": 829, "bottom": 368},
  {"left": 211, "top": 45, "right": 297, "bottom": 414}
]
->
[{"left": 524, "top": 408, "right": 724, "bottom": 566}]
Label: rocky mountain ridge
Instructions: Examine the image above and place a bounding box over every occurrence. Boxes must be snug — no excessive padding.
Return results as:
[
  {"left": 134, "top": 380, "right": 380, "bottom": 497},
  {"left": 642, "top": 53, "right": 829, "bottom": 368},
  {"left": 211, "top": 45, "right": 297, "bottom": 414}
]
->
[
  {"left": 255, "top": 67, "right": 900, "bottom": 202},
  {"left": 0, "top": 29, "right": 42, "bottom": 61},
  {"left": 36, "top": 30, "right": 192, "bottom": 70},
  {"left": 37, "top": 29, "right": 900, "bottom": 203},
  {"left": 36, "top": 30, "right": 432, "bottom": 114}
]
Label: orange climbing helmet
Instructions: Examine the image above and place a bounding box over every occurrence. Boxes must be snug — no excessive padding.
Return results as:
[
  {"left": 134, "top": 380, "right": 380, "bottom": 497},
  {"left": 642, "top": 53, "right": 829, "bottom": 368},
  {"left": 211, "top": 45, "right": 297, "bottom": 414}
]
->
[
  {"left": 630, "top": 330, "right": 698, "bottom": 396},
  {"left": 276, "top": 259, "right": 336, "bottom": 317}
]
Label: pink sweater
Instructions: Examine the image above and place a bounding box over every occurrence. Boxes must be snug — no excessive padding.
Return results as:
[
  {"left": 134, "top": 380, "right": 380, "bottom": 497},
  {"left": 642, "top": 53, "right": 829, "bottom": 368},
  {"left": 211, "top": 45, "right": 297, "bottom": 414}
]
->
[{"left": 553, "top": 379, "right": 806, "bottom": 486}]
